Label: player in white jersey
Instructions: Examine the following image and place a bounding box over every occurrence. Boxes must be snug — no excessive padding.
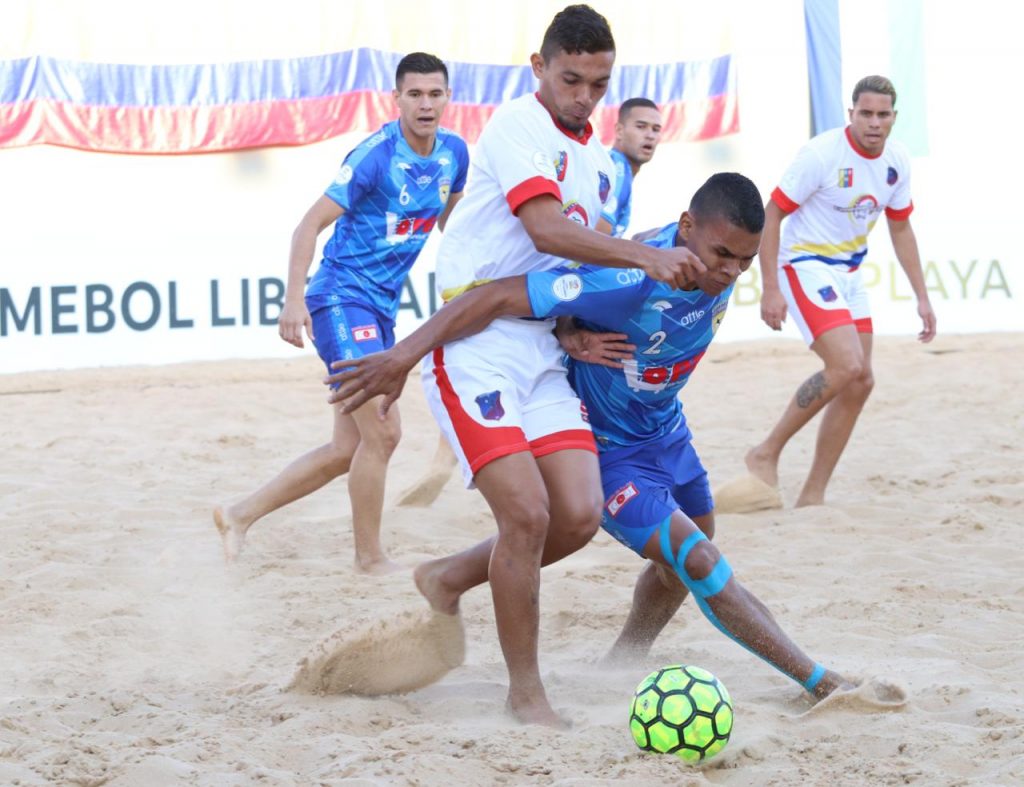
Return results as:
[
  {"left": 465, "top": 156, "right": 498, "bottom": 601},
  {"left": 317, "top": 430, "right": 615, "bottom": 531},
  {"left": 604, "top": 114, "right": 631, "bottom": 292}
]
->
[
  {"left": 746, "top": 75, "right": 936, "bottom": 507},
  {"left": 364, "top": 5, "right": 703, "bottom": 727}
]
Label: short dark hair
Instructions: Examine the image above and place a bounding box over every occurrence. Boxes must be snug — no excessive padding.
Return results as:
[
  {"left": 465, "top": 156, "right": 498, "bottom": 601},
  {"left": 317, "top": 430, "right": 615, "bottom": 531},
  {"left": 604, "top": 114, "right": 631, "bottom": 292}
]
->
[
  {"left": 852, "top": 75, "right": 896, "bottom": 107},
  {"left": 540, "top": 4, "right": 615, "bottom": 61},
  {"left": 396, "top": 52, "right": 448, "bottom": 88},
  {"left": 618, "top": 97, "right": 659, "bottom": 123},
  {"left": 690, "top": 173, "right": 765, "bottom": 234}
]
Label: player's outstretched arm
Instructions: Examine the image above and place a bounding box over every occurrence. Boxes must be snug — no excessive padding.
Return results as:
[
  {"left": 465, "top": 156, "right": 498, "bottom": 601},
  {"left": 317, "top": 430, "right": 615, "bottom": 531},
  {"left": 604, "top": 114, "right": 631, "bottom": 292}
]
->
[
  {"left": 888, "top": 217, "right": 936, "bottom": 342},
  {"left": 324, "top": 277, "right": 532, "bottom": 414},
  {"left": 516, "top": 196, "right": 706, "bottom": 289}
]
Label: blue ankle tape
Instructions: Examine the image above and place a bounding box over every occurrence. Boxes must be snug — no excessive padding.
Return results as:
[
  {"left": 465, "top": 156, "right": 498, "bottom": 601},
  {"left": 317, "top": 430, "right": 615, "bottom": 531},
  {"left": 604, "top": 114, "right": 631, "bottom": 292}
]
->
[{"left": 803, "top": 663, "right": 826, "bottom": 692}]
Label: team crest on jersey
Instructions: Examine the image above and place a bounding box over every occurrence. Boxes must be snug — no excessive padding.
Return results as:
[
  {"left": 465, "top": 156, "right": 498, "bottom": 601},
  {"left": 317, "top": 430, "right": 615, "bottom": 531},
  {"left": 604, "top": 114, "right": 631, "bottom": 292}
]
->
[
  {"left": 606, "top": 482, "right": 639, "bottom": 517},
  {"left": 887, "top": 166, "right": 899, "bottom": 185},
  {"left": 562, "top": 201, "right": 589, "bottom": 226},
  {"left": 475, "top": 390, "right": 505, "bottom": 421},
  {"left": 598, "top": 171, "right": 611, "bottom": 203},
  {"left": 711, "top": 300, "right": 728, "bottom": 334},
  {"left": 554, "top": 151, "right": 568, "bottom": 182},
  {"left": 335, "top": 164, "right": 354, "bottom": 186},
  {"left": 818, "top": 285, "right": 838, "bottom": 303},
  {"left": 439, "top": 177, "right": 451, "bottom": 204},
  {"left": 838, "top": 168, "right": 853, "bottom": 188}
]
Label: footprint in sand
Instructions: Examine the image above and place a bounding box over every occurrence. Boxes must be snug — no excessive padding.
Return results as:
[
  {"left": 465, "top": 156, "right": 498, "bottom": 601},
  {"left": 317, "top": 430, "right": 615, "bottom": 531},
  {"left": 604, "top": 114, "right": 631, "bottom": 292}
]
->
[
  {"left": 288, "top": 609, "right": 466, "bottom": 696},
  {"left": 803, "top": 677, "right": 909, "bottom": 716},
  {"left": 714, "top": 474, "right": 784, "bottom": 514}
]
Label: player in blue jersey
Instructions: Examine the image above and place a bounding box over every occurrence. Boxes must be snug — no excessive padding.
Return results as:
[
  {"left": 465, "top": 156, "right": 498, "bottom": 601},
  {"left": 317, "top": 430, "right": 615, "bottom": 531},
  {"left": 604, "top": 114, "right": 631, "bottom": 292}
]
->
[
  {"left": 325, "top": 173, "right": 853, "bottom": 701},
  {"left": 214, "top": 52, "right": 469, "bottom": 573},
  {"left": 596, "top": 97, "right": 664, "bottom": 238}
]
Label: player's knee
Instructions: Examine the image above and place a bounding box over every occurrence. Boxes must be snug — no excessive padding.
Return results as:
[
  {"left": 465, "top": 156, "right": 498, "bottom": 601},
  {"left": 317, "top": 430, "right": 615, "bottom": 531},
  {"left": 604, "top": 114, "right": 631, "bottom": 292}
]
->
[
  {"left": 681, "top": 539, "right": 721, "bottom": 583},
  {"left": 361, "top": 420, "right": 402, "bottom": 457},
  {"left": 498, "top": 498, "right": 551, "bottom": 551},
  {"left": 829, "top": 357, "right": 865, "bottom": 388}
]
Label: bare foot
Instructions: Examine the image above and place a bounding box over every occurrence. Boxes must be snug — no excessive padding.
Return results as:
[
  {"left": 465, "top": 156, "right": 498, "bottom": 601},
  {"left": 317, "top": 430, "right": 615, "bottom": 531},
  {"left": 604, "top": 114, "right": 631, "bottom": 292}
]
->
[
  {"left": 744, "top": 445, "right": 780, "bottom": 489},
  {"left": 213, "top": 505, "right": 248, "bottom": 563},
  {"left": 805, "top": 676, "right": 908, "bottom": 713},
  {"left": 506, "top": 695, "right": 571, "bottom": 729},
  {"left": 356, "top": 556, "right": 405, "bottom": 576},
  {"left": 413, "top": 559, "right": 461, "bottom": 615},
  {"left": 810, "top": 669, "right": 857, "bottom": 701},
  {"left": 795, "top": 489, "right": 826, "bottom": 508}
]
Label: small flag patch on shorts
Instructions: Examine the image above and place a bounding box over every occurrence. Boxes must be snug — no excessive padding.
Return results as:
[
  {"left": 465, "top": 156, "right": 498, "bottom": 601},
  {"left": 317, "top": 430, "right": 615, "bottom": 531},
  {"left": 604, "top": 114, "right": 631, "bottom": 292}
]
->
[
  {"left": 606, "top": 482, "right": 639, "bottom": 517},
  {"left": 352, "top": 325, "right": 378, "bottom": 342}
]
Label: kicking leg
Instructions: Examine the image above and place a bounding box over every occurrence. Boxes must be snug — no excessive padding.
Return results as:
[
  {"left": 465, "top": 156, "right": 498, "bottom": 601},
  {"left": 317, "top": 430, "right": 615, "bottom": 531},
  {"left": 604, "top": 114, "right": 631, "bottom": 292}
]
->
[
  {"left": 214, "top": 402, "right": 360, "bottom": 562},
  {"left": 746, "top": 324, "right": 866, "bottom": 490},
  {"left": 603, "top": 512, "right": 713, "bottom": 664},
  {"left": 797, "top": 333, "right": 874, "bottom": 506},
  {"left": 647, "top": 511, "right": 851, "bottom": 699}
]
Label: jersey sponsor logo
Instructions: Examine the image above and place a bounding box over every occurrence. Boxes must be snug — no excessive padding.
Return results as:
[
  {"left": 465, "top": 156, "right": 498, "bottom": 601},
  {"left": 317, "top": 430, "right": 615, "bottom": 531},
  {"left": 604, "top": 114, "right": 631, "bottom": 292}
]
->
[
  {"left": 415, "top": 175, "right": 434, "bottom": 188},
  {"left": 818, "top": 285, "right": 838, "bottom": 303},
  {"left": 474, "top": 390, "right": 505, "bottom": 421},
  {"left": 532, "top": 150, "right": 557, "bottom": 178},
  {"left": 364, "top": 130, "right": 387, "bottom": 149},
  {"left": 598, "top": 171, "right": 611, "bottom": 203},
  {"left": 551, "top": 273, "right": 583, "bottom": 301},
  {"left": 838, "top": 168, "right": 854, "bottom": 188},
  {"left": 835, "top": 194, "right": 881, "bottom": 223},
  {"left": 622, "top": 350, "right": 706, "bottom": 392},
  {"left": 676, "top": 307, "right": 706, "bottom": 328},
  {"left": 562, "top": 201, "right": 589, "bottom": 226},
  {"left": 385, "top": 212, "right": 438, "bottom": 244},
  {"left": 606, "top": 482, "right": 639, "bottom": 517},
  {"left": 352, "top": 325, "right": 378, "bottom": 342},
  {"left": 887, "top": 166, "right": 899, "bottom": 185},
  {"left": 554, "top": 151, "right": 568, "bottom": 182},
  {"left": 335, "top": 164, "right": 354, "bottom": 186}
]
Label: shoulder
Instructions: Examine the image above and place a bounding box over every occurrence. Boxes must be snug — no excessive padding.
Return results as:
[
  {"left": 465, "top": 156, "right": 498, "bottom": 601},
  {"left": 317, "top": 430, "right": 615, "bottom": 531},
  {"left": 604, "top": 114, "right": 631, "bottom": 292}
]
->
[
  {"left": 346, "top": 122, "right": 398, "bottom": 167},
  {"left": 883, "top": 138, "right": 912, "bottom": 168}
]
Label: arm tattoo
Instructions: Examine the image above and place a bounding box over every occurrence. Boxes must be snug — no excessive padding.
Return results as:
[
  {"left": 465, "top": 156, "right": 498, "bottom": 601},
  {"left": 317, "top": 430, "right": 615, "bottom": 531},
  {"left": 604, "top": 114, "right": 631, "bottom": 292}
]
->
[{"left": 796, "top": 371, "right": 827, "bottom": 408}]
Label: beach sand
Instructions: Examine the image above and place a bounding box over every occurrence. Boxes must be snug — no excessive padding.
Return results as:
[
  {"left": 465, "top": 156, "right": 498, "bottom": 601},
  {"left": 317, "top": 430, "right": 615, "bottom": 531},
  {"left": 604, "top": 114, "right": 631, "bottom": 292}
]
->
[{"left": 1, "top": 334, "right": 1022, "bottom": 786}]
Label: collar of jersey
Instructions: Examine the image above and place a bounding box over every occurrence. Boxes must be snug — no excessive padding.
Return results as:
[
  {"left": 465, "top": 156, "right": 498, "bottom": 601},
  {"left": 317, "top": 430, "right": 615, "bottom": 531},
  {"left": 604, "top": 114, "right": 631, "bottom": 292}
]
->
[
  {"left": 534, "top": 93, "right": 594, "bottom": 144},
  {"left": 844, "top": 126, "right": 883, "bottom": 160}
]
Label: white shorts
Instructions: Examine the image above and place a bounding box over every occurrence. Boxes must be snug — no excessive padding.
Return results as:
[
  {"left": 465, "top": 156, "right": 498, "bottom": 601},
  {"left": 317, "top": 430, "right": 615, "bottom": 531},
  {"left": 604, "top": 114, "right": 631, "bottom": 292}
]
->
[
  {"left": 779, "top": 261, "right": 873, "bottom": 345},
  {"left": 421, "top": 316, "right": 596, "bottom": 487}
]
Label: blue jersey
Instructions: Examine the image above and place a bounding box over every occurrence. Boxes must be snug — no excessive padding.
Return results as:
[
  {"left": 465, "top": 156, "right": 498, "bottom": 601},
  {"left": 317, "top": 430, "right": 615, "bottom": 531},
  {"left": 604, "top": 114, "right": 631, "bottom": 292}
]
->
[
  {"left": 599, "top": 148, "right": 634, "bottom": 238},
  {"left": 526, "top": 222, "right": 731, "bottom": 449},
  {"left": 305, "top": 121, "right": 469, "bottom": 319}
]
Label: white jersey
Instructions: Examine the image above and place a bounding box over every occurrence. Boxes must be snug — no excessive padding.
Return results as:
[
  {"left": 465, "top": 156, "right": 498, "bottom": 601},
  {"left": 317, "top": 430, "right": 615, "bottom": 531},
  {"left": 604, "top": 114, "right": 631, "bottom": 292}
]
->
[
  {"left": 435, "top": 93, "right": 615, "bottom": 301},
  {"left": 772, "top": 126, "right": 913, "bottom": 271}
]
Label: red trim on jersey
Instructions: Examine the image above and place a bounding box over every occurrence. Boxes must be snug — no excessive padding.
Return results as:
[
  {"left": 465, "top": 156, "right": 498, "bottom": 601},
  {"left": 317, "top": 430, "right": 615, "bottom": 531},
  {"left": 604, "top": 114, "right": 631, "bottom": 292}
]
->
[
  {"left": 529, "top": 429, "right": 597, "bottom": 459},
  {"left": 533, "top": 92, "right": 595, "bottom": 144},
  {"left": 506, "top": 175, "right": 562, "bottom": 215},
  {"left": 844, "top": 126, "right": 883, "bottom": 160},
  {"left": 771, "top": 187, "right": 800, "bottom": 214},
  {"left": 782, "top": 264, "right": 854, "bottom": 340},
  {"left": 885, "top": 202, "right": 914, "bottom": 221},
  {"left": 854, "top": 317, "right": 874, "bottom": 334},
  {"left": 431, "top": 348, "right": 531, "bottom": 475}
]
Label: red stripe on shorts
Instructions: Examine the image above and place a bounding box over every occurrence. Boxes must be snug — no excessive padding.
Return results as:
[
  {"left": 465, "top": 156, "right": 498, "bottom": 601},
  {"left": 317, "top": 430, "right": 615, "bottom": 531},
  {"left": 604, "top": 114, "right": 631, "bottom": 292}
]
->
[
  {"left": 529, "top": 429, "right": 597, "bottom": 459},
  {"left": 431, "top": 347, "right": 531, "bottom": 475},
  {"left": 782, "top": 264, "right": 853, "bottom": 341},
  {"left": 854, "top": 317, "right": 873, "bottom": 334}
]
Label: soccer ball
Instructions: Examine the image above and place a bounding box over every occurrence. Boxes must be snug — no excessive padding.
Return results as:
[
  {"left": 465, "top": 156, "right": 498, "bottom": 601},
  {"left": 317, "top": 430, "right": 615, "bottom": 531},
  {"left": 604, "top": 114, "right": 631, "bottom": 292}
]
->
[{"left": 629, "top": 664, "right": 733, "bottom": 763}]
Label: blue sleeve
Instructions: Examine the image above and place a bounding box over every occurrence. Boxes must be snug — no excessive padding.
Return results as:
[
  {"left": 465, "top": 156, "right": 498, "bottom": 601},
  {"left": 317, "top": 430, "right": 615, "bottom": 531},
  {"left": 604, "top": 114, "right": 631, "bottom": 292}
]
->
[
  {"left": 526, "top": 265, "right": 651, "bottom": 325},
  {"left": 324, "top": 142, "right": 382, "bottom": 211},
  {"left": 452, "top": 138, "right": 470, "bottom": 193}
]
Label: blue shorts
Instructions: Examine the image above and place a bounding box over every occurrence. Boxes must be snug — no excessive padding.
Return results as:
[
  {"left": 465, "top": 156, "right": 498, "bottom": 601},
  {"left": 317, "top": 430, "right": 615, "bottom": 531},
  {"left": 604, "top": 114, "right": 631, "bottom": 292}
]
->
[
  {"left": 309, "top": 303, "right": 395, "bottom": 379},
  {"left": 599, "top": 425, "right": 713, "bottom": 555}
]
